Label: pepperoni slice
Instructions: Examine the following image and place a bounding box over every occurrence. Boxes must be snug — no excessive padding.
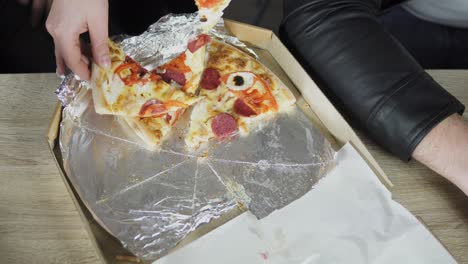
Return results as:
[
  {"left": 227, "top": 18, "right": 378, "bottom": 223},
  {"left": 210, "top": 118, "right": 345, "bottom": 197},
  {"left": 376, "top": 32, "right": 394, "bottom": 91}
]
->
[
  {"left": 114, "top": 56, "right": 150, "bottom": 86},
  {"left": 201, "top": 68, "right": 221, "bottom": 90},
  {"left": 162, "top": 69, "right": 187, "bottom": 86},
  {"left": 233, "top": 98, "right": 257, "bottom": 117},
  {"left": 188, "top": 34, "right": 212, "bottom": 53},
  {"left": 160, "top": 53, "right": 190, "bottom": 74},
  {"left": 139, "top": 99, "right": 167, "bottom": 116},
  {"left": 211, "top": 113, "right": 238, "bottom": 140}
]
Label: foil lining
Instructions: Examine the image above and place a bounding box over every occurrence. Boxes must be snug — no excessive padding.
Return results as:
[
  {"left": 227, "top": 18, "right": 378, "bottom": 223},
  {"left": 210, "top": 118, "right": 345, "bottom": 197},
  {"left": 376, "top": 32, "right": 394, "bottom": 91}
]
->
[
  {"left": 57, "top": 14, "right": 336, "bottom": 261},
  {"left": 120, "top": 13, "right": 201, "bottom": 70},
  {"left": 55, "top": 73, "right": 90, "bottom": 106},
  {"left": 210, "top": 19, "right": 258, "bottom": 59}
]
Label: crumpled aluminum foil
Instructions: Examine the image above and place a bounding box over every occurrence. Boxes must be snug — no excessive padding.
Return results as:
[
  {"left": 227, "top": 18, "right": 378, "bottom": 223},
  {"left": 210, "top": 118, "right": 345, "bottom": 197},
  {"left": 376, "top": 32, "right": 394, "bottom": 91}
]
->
[
  {"left": 57, "top": 13, "right": 336, "bottom": 261},
  {"left": 121, "top": 13, "right": 201, "bottom": 70},
  {"left": 55, "top": 73, "right": 91, "bottom": 107},
  {"left": 121, "top": 13, "right": 258, "bottom": 69}
]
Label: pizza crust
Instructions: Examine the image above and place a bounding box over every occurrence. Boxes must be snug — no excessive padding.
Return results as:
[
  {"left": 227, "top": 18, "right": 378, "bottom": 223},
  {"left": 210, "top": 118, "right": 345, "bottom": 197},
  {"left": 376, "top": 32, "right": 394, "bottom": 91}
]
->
[{"left": 120, "top": 116, "right": 172, "bottom": 151}]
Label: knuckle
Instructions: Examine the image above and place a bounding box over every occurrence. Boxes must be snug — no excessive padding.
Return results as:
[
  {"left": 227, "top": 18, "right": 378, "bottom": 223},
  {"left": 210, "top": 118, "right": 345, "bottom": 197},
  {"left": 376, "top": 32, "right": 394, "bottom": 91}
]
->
[
  {"left": 45, "top": 19, "right": 55, "bottom": 34},
  {"left": 45, "top": 19, "right": 66, "bottom": 37},
  {"left": 93, "top": 40, "right": 108, "bottom": 51}
]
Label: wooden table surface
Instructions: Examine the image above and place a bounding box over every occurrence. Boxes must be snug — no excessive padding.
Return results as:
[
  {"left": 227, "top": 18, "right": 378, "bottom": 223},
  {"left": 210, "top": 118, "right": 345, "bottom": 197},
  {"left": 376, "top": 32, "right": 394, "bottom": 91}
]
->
[{"left": 0, "top": 71, "right": 467, "bottom": 263}]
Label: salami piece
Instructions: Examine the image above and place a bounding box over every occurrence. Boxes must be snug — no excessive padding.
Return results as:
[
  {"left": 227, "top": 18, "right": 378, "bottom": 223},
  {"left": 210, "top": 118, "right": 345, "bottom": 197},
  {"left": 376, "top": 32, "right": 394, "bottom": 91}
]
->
[
  {"left": 211, "top": 113, "right": 237, "bottom": 139},
  {"left": 201, "top": 68, "right": 221, "bottom": 90},
  {"left": 188, "top": 34, "right": 212, "bottom": 53},
  {"left": 162, "top": 69, "right": 186, "bottom": 86},
  {"left": 233, "top": 98, "right": 257, "bottom": 117}
]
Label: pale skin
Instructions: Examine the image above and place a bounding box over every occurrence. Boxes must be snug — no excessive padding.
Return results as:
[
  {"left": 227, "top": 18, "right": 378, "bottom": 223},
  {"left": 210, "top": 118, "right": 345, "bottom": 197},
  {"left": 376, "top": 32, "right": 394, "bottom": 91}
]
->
[
  {"left": 22, "top": 0, "right": 468, "bottom": 195},
  {"left": 413, "top": 114, "right": 468, "bottom": 195}
]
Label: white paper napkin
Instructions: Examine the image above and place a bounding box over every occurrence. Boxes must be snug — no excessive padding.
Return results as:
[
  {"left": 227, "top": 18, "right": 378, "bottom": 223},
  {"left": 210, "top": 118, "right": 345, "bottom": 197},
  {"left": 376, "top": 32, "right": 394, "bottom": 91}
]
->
[{"left": 156, "top": 143, "right": 456, "bottom": 264}]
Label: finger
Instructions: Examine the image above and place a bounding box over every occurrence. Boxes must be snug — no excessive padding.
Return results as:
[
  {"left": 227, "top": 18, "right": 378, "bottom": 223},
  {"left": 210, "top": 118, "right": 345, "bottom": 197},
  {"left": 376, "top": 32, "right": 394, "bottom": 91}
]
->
[
  {"left": 57, "top": 33, "right": 90, "bottom": 80},
  {"left": 54, "top": 46, "right": 66, "bottom": 77},
  {"left": 81, "top": 55, "right": 90, "bottom": 66},
  {"left": 88, "top": 0, "right": 110, "bottom": 68},
  {"left": 55, "top": 46, "right": 65, "bottom": 74},
  {"left": 31, "top": 0, "right": 46, "bottom": 27}
]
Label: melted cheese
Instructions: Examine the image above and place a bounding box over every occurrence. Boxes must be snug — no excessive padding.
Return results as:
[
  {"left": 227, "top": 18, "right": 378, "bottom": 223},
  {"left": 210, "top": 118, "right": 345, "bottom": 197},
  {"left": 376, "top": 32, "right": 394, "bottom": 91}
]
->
[
  {"left": 185, "top": 40, "right": 296, "bottom": 151},
  {"left": 183, "top": 47, "right": 206, "bottom": 94},
  {"left": 93, "top": 48, "right": 200, "bottom": 116}
]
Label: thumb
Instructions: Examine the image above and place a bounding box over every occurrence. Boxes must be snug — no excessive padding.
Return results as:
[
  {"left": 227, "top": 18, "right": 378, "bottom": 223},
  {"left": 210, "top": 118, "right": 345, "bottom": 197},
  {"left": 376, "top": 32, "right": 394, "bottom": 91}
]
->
[{"left": 88, "top": 1, "right": 110, "bottom": 68}]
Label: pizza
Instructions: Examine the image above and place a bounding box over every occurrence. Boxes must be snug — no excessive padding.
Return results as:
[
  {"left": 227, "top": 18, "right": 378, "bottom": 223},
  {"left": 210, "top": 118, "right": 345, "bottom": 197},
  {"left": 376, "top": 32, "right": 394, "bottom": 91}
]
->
[
  {"left": 92, "top": 38, "right": 211, "bottom": 149},
  {"left": 92, "top": 36, "right": 296, "bottom": 151},
  {"left": 155, "top": 34, "right": 211, "bottom": 95},
  {"left": 195, "top": 0, "right": 232, "bottom": 31},
  {"left": 119, "top": 108, "right": 185, "bottom": 150},
  {"left": 92, "top": 40, "right": 199, "bottom": 118},
  {"left": 184, "top": 40, "right": 296, "bottom": 150}
]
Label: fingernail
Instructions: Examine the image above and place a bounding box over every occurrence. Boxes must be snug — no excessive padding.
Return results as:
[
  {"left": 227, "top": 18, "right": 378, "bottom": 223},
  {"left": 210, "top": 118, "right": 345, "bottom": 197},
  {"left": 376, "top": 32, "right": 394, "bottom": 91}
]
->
[
  {"left": 74, "top": 74, "right": 81, "bottom": 81},
  {"left": 81, "top": 56, "right": 90, "bottom": 65},
  {"left": 99, "top": 55, "right": 111, "bottom": 69}
]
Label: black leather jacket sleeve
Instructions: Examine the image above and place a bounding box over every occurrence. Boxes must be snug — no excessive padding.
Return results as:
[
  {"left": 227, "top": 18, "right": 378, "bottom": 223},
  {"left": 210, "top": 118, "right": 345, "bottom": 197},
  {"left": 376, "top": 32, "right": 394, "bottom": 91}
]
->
[{"left": 280, "top": 0, "right": 465, "bottom": 161}]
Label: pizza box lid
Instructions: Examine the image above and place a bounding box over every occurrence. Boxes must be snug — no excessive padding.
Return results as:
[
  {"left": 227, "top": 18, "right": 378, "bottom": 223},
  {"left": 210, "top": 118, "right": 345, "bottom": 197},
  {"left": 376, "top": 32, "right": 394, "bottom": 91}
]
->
[{"left": 45, "top": 20, "right": 392, "bottom": 263}]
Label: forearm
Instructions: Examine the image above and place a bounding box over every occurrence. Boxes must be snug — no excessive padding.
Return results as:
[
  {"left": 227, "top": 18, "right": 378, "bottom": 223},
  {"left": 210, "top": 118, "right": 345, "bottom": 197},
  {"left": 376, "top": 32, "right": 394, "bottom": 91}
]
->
[
  {"left": 280, "top": 0, "right": 465, "bottom": 160},
  {"left": 413, "top": 114, "right": 468, "bottom": 195}
]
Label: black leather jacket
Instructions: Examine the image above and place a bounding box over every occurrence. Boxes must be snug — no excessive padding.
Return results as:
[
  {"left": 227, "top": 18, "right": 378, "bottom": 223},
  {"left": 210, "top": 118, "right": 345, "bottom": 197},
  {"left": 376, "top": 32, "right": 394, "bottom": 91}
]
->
[{"left": 280, "top": 0, "right": 465, "bottom": 160}]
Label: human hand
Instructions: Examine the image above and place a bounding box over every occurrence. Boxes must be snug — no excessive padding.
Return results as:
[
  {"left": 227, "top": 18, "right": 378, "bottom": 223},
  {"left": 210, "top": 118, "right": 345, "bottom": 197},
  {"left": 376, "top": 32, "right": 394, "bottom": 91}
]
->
[{"left": 46, "top": 0, "right": 109, "bottom": 80}]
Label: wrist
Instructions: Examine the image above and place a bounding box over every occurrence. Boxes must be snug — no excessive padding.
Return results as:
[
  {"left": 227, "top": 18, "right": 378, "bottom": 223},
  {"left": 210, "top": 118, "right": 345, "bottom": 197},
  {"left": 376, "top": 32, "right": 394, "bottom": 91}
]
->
[{"left": 413, "top": 114, "right": 468, "bottom": 195}]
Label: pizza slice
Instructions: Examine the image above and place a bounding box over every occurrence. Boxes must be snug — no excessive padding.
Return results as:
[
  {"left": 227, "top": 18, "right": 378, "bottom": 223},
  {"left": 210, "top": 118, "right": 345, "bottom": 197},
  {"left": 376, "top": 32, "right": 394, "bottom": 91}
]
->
[
  {"left": 119, "top": 106, "right": 186, "bottom": 150},
  {"left": 123, "top": 35, "right": 213, "bottom": 149},
  {"left": 194, "top": 0, "right": 232, "bottom": 32},
  {"left": 92, "top": 40, "right": 200, "bottom": 118},
  {"left": 185, "top": 40, "right": 296, "bottom": 150},
  {"left": 92, "top": 40, "right": 209, "bottom": 149},
  {"left": 155, "top": 34, "right": 211, "bottom": 95}
]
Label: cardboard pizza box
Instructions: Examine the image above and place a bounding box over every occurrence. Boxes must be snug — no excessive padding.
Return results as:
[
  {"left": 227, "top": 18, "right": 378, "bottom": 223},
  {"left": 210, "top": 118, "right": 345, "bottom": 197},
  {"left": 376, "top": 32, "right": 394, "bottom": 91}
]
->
[{"left": 46, "top": 20, "right": 394, "bottom": 263}]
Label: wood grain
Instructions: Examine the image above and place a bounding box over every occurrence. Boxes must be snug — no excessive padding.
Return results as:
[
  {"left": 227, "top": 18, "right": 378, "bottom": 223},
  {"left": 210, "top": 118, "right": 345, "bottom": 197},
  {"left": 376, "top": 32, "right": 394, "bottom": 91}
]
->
[
  {"left": 0, "top": 74, "right": 100, "bottom": 263},
  {"left": 0, "top": 71, "right": 466, "bottom": 263}
]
